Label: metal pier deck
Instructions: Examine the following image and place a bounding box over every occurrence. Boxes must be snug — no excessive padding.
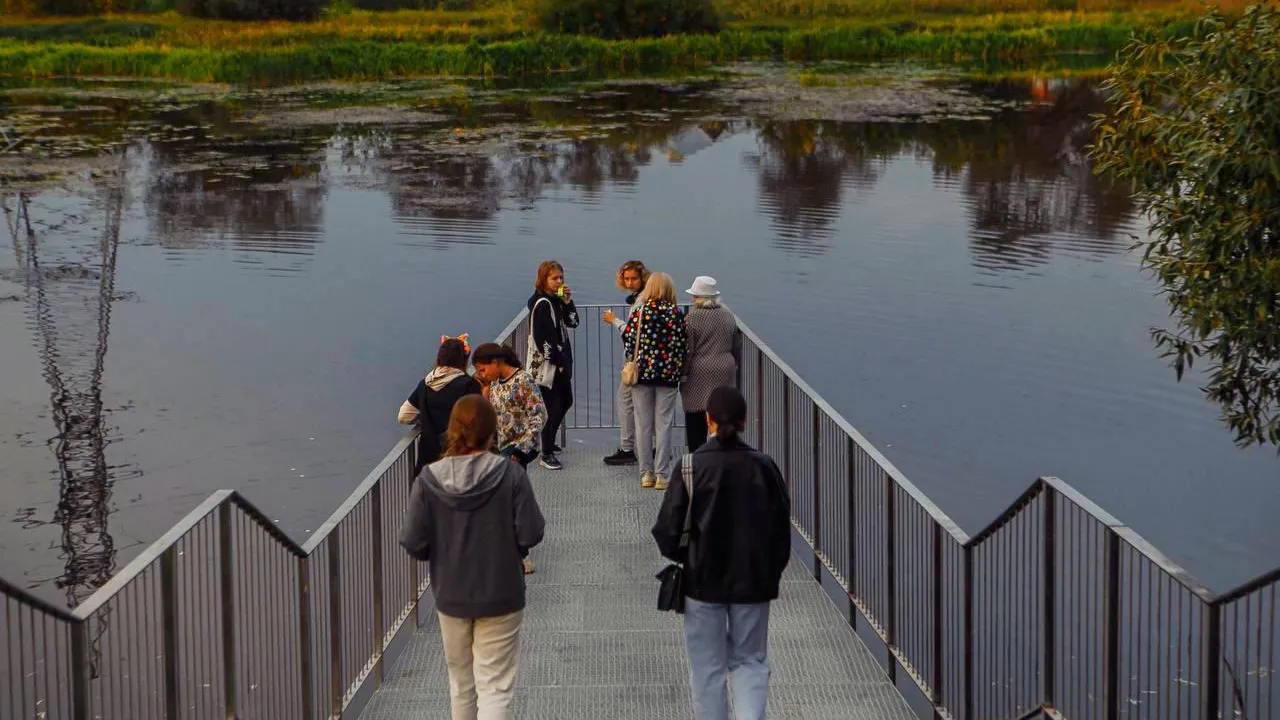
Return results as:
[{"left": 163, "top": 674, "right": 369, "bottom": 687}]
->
[{"left": 359, "top": 438, "right": 916, "bottom": 720}]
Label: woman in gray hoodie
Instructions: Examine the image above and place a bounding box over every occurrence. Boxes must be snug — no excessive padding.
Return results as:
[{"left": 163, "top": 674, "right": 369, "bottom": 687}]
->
[{"left": 400, "top": 394, "right": 546, "bottom": 720}]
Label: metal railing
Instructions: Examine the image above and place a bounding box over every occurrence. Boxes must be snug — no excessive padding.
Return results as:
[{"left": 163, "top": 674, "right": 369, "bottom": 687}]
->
[
  {"left": 0, "top": 312, "right": 530, "bottom": 720},
  {"left": 519, "top": 304, "right": 1280, "bottom": 720},
  {"left": 4, "top": 304, "right": 1278, "bottom": 720}
]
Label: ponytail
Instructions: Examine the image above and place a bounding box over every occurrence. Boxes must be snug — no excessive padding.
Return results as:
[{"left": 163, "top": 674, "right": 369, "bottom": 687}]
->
[{"left": 706, "top": 386, "right": 747, "bottom": 443}]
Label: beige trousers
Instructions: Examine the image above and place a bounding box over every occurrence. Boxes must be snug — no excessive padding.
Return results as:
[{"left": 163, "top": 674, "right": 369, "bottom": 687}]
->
[{"left": 437, "top": 610, "right": 523, "bottom": 720}]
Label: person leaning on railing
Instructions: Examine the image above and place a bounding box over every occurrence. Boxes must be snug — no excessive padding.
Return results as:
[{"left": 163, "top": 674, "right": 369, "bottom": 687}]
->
[
  {"left": 679, "top": 276, "right": 739, "bottom": 453},
  {"left": 622, "top": 271, "right": 688, "bottom": 490},
  {"left": 652, "top": 386, "right": 791, "bottom": 720},
  {"left": 399, "top": 395, "right": 546, "bottom": 720},
  {"left": 601, "top": 259, "right": 651, "bottom": 467},
  {"left": 397, "top": 335, "right": 482, "bottom": 475}
]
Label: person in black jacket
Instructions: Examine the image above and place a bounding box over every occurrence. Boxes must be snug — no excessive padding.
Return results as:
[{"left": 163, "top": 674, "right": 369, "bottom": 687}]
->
[
  {"left": 525, "top": 260, "right": 578, "bottom": 470},
  {"left": 651, "top": 386, "right": 791, "bottom": 720},
  {"left": 400, "top": 395, "right": 546, "bottom": 720},
  {"left": 398, "top": 335, "right": 483, "bottom": 474}
]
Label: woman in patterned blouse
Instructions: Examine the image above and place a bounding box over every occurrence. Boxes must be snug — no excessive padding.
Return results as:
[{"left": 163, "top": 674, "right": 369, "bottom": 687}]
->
[
  {"left": 622, "top": 272, "right": 688, "bottom": 490},
  {"left": 471, "top": 343, "right": 548, "bottom": 469}
]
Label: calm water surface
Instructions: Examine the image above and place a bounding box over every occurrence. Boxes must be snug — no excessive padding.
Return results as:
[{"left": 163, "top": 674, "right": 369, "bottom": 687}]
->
[{"left": 1, "top": 73, "right": 1276, "bottom": 607}]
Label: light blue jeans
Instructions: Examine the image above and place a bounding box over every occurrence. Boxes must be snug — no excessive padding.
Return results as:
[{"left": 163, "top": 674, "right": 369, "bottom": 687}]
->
[{"left": 682, "top": 598, "right": 771, "bottom": 720}]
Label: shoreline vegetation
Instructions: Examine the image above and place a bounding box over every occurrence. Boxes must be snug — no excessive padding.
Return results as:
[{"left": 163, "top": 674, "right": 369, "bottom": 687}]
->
[{"left": 0, "top": 0, "right": 1246, "bottom": 83}]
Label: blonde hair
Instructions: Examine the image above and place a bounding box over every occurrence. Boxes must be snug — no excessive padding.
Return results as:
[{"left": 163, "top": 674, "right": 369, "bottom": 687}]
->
[
  {"left": 693, "top": 297, "right": 721, "bottom": 309},
  {"left": 639, "top": 272, "right": 677, "bottom": 304},
  {"left": 615, "top": 260, "right": 650, "bottom": 291}
]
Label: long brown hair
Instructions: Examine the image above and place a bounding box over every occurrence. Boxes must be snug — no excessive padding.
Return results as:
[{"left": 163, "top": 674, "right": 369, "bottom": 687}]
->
[
  {"left": 535, "top": 260, "right": 564, "bottom": 294},
  {"left": 442, "top": 395, "right": 498, "bottom": 457}
]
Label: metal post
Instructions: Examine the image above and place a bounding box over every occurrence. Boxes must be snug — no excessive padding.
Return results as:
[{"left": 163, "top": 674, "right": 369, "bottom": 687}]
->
[
  {"left": 963, "top": 545, "right": 974, "bottom": 720},
  {"left": 328, "top": 536, "right": 343, "bottom": 716},
  {"left": 1042, "top": 487, "right": 1056, "bottom": 708},
  {"left": 885, "top": 471, "right": 897, "bottom": 683},
  {"left": 371, "top": 485, "right": 385, "bottom": 687},
  {"left": 782, "top": 380, "right": 792, "bottom": 506},
  {"left": 218, "top": 505, "right": 237, "bottom": 719},
  {"left": 1102, "top": 529, "right": 1121, "bottom": 720},
  {"left": 411, "top": 554, "right": 423, "bottom": 630},
  {"left": 161, "top": 546, "right": 180, "bottom": 719},
  {"left": 733, "top": 330, "right": 743, "bottom": 390},
  {"left": 811, "top": 403, "right": 822, "bottom": 580},
  {"left": 756, "top": 346, "right": 764, "bottom": 448},
  {"left": 297, "top": 556, "right": 314, "bottom": 720},
  {"left": 70, "top": 621, "right": 92, "bottom": 720},
  {"left": 846, "top": 435, "right": 858, "bottom": 629},
  {"left": 932, "top": 522, "right": 944, "bottom": 712},
  {"left": 1202, "top": 601, "right": 1222, "bottom": 720}
]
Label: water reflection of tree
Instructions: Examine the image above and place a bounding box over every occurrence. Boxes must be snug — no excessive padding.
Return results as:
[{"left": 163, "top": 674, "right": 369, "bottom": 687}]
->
[
  {"left": 747, "top": 121, "right": 891, "bottom": 257},
  {"left": 928, "top": 80, "right": 1135, "bottom": 271},
  {"left": 141, "top": 129, "right": 329, "bottom": 271},
  {"left": 3, "top": 160, "right": 137, "bottom": 680},
  {"left": 742, "top": 80, "right": 1135, "bottom": 268}
]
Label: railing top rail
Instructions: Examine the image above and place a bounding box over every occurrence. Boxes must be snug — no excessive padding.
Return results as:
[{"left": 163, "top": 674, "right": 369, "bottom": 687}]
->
[
  {"left": 0, "top": 573, "right": 80, "bottom": 622},
  {"left": 731, "top": 312, "right": 973, "bottom": 544},
  {"left": 1043, "top": 477, "right": 1216, "bottom": 601},
  {"left": 303, "top": 432, "right": 417, "bottom": 554},
  {"left": 589, "top": 302, "right": 1228, "bottom": 599},
  {"left": 74, "top": 490, "right": 234, "bottom": 618}
]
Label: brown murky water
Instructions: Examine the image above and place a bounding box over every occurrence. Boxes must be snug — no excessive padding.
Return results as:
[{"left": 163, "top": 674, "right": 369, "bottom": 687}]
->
[{"left": 1, "top": 68, "right": 1276, "bottom": 607}]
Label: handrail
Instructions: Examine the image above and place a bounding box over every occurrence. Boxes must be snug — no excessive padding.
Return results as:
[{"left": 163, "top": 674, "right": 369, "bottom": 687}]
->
[
  {"left": 3, "top": 303, "right": 1277, "bottom": 720},
  {"left": 0, "top": 574, "right": 80, "bottom": 623},
  {"left": 302, "top": 432, "right": 418, "bottom": 554}
]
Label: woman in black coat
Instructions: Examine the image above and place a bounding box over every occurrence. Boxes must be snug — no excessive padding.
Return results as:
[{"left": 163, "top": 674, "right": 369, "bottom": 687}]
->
[
  {"left": 398, "top": 335, "right": 482, "bottom": 474},
  {"left": 525, "top": 260, "right": 579, "bottom": 470}
]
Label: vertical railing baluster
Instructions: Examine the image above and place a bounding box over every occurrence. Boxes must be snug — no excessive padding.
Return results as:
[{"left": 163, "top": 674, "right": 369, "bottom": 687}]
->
[
  {"left": 219, "top": 504, "right": 237, "bottom": 720},
  {"left": 755, "top": 346, "right": 764, "bottom": 448},
  {"left": 932, "top": 522, "right": 944, "bottom": 716},
  {"left": 328, "top": 536, "right": 343, "bottom": 717},
  {"left": 963, "top": 544, "right": 974, "bottom": 720},
  {"left": 161, "top": 546, "right": 179, "bottom": 719},
  {"left": 1043, "top": 485, "right": 1056, "bottom": 709},
  {"left": 1103, "top": 528, "right": 1121, "bottom": 720},
  {"left": 297, "top": 556, "right": 313, "bottom": 720},
  {"left": 782, "top": 379, "right": 791, "bottom": 509},
  {"left": 812, "top": 403, "right": 821, "bottom": 580},
  {"left": 885, "top": 471, "right": 897, "bottom": 683},
  {"left": 70, "top": 620, "right": 91, "bottom": 720},
  {"left": 371, "top": 484, "right": 385, "bottom": 687},
  {"left": 1203, "top": 600, "right": 1222, "bottom": 720},
  {"left": 847, "top": 435, "right": 858, "bottom": 630}
]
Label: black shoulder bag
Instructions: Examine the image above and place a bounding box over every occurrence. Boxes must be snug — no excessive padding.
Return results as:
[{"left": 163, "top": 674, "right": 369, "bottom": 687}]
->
[{"left": 656, "top": 453, "right": 695, "bottom": 614}]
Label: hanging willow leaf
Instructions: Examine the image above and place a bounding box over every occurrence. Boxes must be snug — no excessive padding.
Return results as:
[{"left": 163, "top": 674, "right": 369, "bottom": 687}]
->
[{"left": 1090, "top": 3, "right": 1280, "bottom": 450}]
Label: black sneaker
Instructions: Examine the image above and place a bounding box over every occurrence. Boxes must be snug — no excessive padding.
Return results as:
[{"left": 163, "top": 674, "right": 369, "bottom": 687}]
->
[
  {"left": 603, "top": 448, "right": 638, "bottom": 466},
  {"left": 539, "top": 453, "right": 564, "bottom": 471}
]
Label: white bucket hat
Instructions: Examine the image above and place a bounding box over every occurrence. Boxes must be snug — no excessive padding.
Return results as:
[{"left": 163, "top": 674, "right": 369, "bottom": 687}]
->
[{"left": 686, "top": 276, "right": 721, "bottom": 297}]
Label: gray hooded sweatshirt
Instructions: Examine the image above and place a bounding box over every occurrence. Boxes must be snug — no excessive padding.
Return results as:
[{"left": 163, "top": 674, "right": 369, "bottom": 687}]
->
[{"left": 399, "top": 452, "right": 545, "bottom": 619}]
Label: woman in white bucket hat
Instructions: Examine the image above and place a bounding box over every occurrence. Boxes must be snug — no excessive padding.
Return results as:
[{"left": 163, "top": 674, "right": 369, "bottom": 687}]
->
[{"left": 680, "top": 276, "right": 739, "bottom": 452}]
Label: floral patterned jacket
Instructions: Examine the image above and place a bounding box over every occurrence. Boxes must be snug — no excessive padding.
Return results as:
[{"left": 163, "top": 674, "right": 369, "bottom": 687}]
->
[
  {"left": 487, "top": 368, "right": 548, "bottom": 454},
  {"left": 622, "top": 299, "right": 688, "bottom": 388}
]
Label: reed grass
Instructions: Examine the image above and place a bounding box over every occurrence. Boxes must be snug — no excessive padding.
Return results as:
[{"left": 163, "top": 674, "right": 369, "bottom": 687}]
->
[{"left": 0, "top": 0, "right": 1245, "bottom": 83}]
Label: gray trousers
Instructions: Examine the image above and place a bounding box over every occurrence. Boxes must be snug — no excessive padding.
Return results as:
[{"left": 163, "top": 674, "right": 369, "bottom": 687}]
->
[
  {"left": 632, "top": 385, "right": 679, "bottom": 478},
  {"left": 617, "top": 380, "right": 635, "bottom": 452}
]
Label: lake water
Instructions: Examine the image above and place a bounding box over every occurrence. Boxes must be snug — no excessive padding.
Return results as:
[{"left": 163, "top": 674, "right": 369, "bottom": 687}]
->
[{"left": 1, "top": 70, "right": 1277, "bottom": 607}]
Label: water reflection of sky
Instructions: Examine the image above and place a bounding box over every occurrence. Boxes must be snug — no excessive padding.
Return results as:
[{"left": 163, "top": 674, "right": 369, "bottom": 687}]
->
[{"left": 1, "top": 77, "right": 1276, "bottom": 606}]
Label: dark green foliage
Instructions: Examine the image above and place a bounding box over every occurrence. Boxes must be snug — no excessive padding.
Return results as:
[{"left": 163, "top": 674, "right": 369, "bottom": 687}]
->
[
  {"left": 1091, "top": 3, "right": 1280, "bottom": 447},
  {"left": 179, "top": 0, "right": 329, "bottom": 21},
  {"left": 0, "top": 19, "right": 161, "bottom": 45},
  {"left": 536, "top": 0, "right": 722, "bottom": 39}
]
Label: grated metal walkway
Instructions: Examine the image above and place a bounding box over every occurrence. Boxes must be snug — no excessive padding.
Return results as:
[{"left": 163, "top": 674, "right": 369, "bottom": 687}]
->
[{"left": 360, "top": 437, "right": 916, "bottom": 720}]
